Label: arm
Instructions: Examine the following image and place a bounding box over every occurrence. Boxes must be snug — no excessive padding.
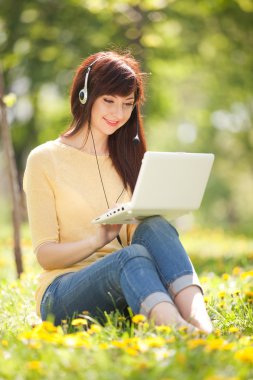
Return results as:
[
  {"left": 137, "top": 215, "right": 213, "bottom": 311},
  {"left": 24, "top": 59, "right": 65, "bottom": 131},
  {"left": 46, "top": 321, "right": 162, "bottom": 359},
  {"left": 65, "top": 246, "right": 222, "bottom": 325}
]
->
[
  {"left": 24, "top": 146, "right": 123, "bottom": 270},
  {"left": 36, "top": 223, "right": 122, "bottom": 270}
]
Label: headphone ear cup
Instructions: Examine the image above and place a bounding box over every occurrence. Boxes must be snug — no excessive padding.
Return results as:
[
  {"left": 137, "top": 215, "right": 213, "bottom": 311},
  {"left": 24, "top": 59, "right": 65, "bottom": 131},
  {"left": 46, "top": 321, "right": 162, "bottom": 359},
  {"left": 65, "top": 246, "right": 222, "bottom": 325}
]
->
[
  {"left": 79, "top": 66, "right": 92, "bottom": 105},
  {"left": 79, "top": 88, "right": 87, "bottom": 104}
]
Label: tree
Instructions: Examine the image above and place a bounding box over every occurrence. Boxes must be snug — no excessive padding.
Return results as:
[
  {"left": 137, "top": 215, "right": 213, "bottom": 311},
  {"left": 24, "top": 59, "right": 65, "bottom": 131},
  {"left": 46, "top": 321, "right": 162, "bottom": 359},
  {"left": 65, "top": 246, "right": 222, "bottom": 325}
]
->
[
  {"left": 0, "top": 0, "right": 252, "bottom": 233},
  {"left": 0, "top": 70, "right": 23, "bottom": 277}
]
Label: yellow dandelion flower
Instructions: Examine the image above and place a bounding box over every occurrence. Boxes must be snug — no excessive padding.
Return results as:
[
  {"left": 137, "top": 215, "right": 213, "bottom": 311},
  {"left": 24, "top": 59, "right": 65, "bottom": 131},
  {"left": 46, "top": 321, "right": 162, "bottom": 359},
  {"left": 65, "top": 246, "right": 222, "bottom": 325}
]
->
[
  {"left": 71, "top": 318, "right": 88, "bottom": 326},
  {"left": 1, "top": 340, "right": 8, "bottom": 347},
  {"left": 40, "top": 321, "right": 57, "bottom": 332},
  {"left": 222, "top": 343, "right": 236, "bottom": 351},
  {"left": 99, "top": 342, "right": 109, "bottom": 349},
  {"left": 218, "top": 291, "right": 226, "bottom": 299},
  {"left": 124, "top": 337, "right": 139, "bottom": 345},
  {"left": 125, "top": 347, "right": 139, "bottom": 356},
  {"left": 88, "top": 324, "right": 101, "bottom": 334},
  {"left": 187, "top": 338, "right": 206, "bottom": 349},
  {"left": 18, "top": 331, "right": 33, "bottom": 341},
  {"left": 205, "top": 340, "right": 236, "bottom": 353},
  {"left": 214, "top": 329, "right": 221, "bottom": 336},
  {"left": 232, "top": 266, "right": 242, "bottom": 276},
  {"left": 178, "top": 325, "right": 189, "bottom": 333},
  {"left": 240, "top": 270, "right": 253, "bottom": 279},
  {"left": 132, "top": 314, "right": 146, "bottom": 324},
  {"left": 228, "top": 326, "right": 240, "bottom": 333},
  {"left": 218, "top": 302, "right": 225, "bottom": 309},
  {"left": 111, "top": 340, "right": 126, "bottom": 348},
  {"left": 235, "top": 347, "right": 253, "bottom": 364},
  {"left": 145, "top": 336, "right": 165, "bottom": 348},
  {"left": 204, "top": 296, "right": 210, "bottom": 304},
  {"left": 231, "top": 290, "right": 240, "bottom": 297},
  {"left": 244, "top": 290, "right": 253, "bottom": 298},
  {"left": 222, "top": 273, "right": 230, "bottom": 281},
  {"left": 27, "top": 361, "right": 42, "bottom": 371},
  {"left": 205, "top": 338, "right": 225, "bottom": 352},
  {"left": 155, "top": 325, "right": 172, "bottom": 334}
]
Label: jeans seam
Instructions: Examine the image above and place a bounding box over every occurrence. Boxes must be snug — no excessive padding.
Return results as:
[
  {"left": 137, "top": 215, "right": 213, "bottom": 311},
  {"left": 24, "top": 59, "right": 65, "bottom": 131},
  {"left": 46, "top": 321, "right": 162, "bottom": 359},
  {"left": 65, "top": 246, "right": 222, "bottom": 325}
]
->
[
  {"left": 117, "top": 246, "right": 164, "bottom": 311},
  {"left": 133, "top": 237, "right": 169, "bottom": 287},
  {"left": 133, "top": 236, "right": 195, "bottom": 288},
  {"left": 167, "top": 270, "right": 195, "bottom": 285}
]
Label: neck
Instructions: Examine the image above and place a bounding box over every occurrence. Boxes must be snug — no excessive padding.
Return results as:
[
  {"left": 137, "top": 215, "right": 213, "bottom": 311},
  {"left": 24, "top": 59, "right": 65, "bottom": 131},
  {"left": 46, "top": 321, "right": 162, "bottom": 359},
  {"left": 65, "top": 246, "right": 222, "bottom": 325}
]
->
[
  {"left": 61, "top": 125, "right": 109, "bottom": 156},
  {"left": 84, "top": 128, "right": 109, "bottom": 156}
]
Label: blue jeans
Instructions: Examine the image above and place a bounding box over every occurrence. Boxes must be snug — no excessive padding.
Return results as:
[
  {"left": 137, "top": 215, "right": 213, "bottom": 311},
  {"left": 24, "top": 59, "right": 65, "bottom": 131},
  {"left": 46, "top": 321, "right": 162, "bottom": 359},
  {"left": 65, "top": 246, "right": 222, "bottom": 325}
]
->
[{"left": 40, "top": 216, "right": 202, "bottom": 325}]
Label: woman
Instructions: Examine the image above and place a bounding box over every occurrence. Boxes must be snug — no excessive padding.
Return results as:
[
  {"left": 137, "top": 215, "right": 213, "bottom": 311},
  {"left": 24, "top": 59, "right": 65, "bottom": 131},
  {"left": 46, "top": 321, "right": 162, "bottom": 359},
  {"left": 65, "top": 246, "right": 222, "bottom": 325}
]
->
[{"left": 24, "top": 51, "right": 213, "bottom": 333}]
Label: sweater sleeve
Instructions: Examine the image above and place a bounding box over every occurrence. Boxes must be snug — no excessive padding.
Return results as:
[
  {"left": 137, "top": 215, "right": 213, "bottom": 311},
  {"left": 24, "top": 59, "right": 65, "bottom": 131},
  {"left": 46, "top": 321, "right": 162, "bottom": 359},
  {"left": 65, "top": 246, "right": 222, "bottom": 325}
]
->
[{"left": 23, "top": 147, "right": 59, "bottom": 253}]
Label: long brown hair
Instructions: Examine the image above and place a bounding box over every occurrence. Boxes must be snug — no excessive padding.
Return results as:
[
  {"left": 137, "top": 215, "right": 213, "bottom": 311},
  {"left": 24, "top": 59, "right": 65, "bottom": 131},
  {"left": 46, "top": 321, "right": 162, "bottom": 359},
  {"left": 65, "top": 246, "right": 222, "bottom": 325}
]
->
[{"left": 62, "top": 51, "right": 147, "bottom": 193}]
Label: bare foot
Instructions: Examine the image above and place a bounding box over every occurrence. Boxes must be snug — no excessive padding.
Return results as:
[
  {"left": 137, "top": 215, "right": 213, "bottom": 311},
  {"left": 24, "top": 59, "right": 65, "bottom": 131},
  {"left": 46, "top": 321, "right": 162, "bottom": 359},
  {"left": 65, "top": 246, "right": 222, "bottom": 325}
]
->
[
  {"left": 174, "top": 286, "right": 213, "bottom": 334},
  {"left": 149, "top": 301, "right": 198, "bottom": 333}
]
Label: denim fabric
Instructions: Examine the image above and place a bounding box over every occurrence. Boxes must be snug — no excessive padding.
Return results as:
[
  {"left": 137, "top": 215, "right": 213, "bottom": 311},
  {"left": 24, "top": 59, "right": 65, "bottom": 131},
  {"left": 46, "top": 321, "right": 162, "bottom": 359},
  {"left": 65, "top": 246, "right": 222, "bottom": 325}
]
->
[{"left": 40, "top": 216, "right": 202, "bottom": 325}]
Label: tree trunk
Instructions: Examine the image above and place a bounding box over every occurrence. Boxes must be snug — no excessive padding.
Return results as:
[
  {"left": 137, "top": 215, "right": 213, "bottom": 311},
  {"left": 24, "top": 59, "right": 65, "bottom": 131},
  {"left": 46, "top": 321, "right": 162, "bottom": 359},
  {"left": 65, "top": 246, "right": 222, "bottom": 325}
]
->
[{"left": 0, "top": 70, "right": 23, "bottom": 278}]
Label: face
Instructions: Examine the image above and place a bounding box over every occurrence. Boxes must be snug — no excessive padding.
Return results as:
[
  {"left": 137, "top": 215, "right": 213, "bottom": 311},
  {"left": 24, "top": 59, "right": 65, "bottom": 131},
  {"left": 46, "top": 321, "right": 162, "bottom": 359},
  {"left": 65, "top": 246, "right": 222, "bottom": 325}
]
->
[{"left": 90, "top": 93, "right": 135, "bottom": 137}]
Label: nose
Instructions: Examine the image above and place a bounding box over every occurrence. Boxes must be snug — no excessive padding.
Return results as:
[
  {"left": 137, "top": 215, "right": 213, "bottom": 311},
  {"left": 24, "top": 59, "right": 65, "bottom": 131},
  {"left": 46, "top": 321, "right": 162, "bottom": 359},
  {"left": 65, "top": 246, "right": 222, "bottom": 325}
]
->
[{"left": 112, "top": 103, "right": 124, "bottom": 119}]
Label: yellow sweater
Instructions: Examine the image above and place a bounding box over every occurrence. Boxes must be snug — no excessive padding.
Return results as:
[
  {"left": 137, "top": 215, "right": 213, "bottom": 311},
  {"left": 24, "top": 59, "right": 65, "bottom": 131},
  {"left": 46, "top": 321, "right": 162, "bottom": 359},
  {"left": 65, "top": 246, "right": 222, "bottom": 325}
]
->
[{"left": 23, "top": 140, "right": 135, "bottom": 316}]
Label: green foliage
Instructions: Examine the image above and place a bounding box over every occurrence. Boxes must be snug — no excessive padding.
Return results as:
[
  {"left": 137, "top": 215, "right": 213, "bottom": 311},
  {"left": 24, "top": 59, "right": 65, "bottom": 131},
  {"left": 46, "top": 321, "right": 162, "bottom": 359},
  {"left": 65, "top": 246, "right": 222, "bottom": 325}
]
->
[
  {"left": 0, "top": 0, "right": 253, "bottom": 233},
  {"left": 0, "top": 228, "right": 252, "bottom": 379}
]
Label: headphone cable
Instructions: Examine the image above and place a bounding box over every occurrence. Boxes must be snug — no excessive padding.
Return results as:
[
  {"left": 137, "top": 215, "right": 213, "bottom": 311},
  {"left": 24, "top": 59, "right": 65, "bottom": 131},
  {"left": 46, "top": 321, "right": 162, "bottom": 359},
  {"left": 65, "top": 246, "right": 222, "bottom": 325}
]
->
[{"left": 90, "top": 128, "right": 124, "bottom": 248}]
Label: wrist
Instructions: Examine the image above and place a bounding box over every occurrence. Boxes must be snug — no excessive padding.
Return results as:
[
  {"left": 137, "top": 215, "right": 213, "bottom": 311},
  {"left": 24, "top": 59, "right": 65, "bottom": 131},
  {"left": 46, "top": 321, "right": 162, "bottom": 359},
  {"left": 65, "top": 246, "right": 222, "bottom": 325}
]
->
[{"left": 89, "top": 234, "right": 104, "bottom": 252}]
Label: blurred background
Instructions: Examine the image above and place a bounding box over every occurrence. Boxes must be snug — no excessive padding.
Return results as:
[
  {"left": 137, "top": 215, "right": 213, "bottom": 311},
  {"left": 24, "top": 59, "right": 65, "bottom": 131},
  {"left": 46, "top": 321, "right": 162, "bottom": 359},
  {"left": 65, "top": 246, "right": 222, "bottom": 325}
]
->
[{"left": 0, "top": 0, "right": 252, "bottom": 236}]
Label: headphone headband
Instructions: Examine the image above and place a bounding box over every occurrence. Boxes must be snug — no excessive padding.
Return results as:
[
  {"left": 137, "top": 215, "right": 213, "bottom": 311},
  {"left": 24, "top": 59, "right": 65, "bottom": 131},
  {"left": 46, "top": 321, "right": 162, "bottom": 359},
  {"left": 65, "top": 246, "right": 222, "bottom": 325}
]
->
[
  {"left": 79, "top": 57, "right": 102, "bottom": 105},
  {"left": 78, "top": 55, "right": 140, "bottom": 144}
]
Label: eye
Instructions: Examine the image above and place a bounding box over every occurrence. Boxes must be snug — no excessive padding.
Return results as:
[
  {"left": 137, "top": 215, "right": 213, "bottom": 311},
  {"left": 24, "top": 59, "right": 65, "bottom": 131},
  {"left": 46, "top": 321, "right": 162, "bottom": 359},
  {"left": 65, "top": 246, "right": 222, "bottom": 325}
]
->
[
  {"left": 103, "top": 97, "right": 113, "bottom": 104},
  {"left": 124, "top": 102, "right": 134, "bottom": 107}
]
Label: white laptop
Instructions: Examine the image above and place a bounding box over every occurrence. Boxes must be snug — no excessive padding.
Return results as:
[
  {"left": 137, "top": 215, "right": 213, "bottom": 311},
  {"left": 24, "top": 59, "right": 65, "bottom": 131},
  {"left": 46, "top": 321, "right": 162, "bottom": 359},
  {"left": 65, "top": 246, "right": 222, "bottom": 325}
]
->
[{"left": 92, "top": 151, "right": 214, "bottom": 224}]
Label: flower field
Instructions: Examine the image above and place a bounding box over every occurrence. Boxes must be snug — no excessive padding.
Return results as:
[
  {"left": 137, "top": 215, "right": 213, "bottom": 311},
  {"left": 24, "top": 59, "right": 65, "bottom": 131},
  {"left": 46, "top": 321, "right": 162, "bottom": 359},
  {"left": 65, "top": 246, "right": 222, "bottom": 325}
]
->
[{"left": 0, "top": 226, "right": 252, "bottom": 380}]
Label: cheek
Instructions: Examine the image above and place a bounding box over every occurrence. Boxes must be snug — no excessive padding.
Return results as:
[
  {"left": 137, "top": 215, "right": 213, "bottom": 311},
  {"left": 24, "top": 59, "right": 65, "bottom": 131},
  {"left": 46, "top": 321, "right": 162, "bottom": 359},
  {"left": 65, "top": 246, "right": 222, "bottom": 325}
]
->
[
  {"left": 91, "top": 102, "right": 106, "bottom": 119},
  {"left": 125, "top": 110, "right": 134, "bottom": 121}
]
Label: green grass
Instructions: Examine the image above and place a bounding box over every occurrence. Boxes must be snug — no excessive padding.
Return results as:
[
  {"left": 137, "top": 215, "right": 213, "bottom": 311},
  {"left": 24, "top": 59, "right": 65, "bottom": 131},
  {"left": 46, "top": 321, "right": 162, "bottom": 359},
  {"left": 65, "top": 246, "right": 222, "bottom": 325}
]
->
[{"left": 0, "top": 224, "right": 252, "bottom": 380}]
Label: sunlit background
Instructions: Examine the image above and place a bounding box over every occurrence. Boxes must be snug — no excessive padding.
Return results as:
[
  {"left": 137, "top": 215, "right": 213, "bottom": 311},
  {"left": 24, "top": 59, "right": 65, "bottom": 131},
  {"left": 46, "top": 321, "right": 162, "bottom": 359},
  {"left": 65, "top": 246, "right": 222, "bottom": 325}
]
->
[{"left": 0, "top": 0, "right": 252, "bottom": 235}]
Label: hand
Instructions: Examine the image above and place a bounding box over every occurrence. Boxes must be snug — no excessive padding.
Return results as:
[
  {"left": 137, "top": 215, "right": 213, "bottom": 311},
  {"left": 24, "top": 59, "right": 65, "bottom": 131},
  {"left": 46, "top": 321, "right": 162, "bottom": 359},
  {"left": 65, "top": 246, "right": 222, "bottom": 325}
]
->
[{"left": 95, "top": 223, "right": 123, "bottom": 249}]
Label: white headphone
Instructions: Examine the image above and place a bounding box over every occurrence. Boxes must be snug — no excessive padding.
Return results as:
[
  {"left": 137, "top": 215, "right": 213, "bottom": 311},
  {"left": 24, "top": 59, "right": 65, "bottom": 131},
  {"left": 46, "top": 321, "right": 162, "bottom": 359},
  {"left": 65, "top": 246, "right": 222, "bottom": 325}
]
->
[
  {"left": 79, "top": 57, "right": 140, "bottom": 144},
  {"left": 79, "top": 58, "right": 101, "bottom": 105}
]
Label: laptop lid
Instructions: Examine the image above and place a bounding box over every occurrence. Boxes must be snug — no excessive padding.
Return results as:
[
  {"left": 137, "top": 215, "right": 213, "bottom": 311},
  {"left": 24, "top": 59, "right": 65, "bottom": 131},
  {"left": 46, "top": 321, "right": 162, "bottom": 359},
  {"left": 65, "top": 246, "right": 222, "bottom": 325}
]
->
[
  {"left": 130, "top": 151, "right": 214, "bottom": 215},
  {"left": 92, "top": 151, "right": 214, "bottom": 224}
]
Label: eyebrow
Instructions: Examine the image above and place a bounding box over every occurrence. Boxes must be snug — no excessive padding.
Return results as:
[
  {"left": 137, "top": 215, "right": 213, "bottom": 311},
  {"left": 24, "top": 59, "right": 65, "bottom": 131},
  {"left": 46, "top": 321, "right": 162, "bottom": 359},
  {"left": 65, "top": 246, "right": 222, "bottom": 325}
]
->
[{"left": 110, "top": 95, "right": 135, "bottom": 101}]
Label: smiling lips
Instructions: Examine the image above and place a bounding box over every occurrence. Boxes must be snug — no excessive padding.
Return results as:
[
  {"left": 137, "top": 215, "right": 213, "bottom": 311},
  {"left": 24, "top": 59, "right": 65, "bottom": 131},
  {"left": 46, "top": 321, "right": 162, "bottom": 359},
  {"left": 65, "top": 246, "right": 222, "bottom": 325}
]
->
[{"left": 103, "top": 117, "right": 120, "bottom": 127}]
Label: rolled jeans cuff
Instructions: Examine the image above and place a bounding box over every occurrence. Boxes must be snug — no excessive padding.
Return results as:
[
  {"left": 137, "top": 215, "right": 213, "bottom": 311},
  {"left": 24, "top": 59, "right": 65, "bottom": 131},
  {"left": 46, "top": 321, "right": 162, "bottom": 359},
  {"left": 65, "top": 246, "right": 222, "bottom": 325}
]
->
[
  {"left": 139, "top": 291, "right": 174, "bottom": 317},
  {"left": 168, "top": 273, "right": 203, "bottom": 300}
]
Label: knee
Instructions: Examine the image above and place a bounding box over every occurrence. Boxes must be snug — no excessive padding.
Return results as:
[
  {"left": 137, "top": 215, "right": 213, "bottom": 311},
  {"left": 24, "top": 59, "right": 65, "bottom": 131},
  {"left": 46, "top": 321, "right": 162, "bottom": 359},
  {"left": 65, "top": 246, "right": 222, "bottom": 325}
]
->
[
  {"left": 117, "top": 244, "right": 152, "bottom": 266},
  {"left": 135, "top": 216, "right": 179, "bottom": 238}
]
